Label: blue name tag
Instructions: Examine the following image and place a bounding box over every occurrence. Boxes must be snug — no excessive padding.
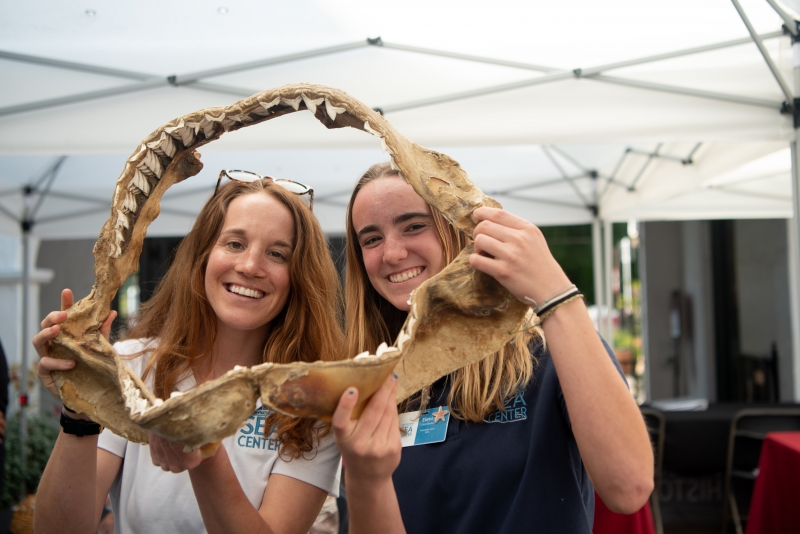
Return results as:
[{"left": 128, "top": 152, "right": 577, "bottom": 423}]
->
[{"left": 399, "top": 406, "right": 450, "bottom": 447}]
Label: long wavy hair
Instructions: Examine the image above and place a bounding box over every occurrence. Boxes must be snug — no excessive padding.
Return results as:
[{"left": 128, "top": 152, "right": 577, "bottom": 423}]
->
[
  {"left": 126, "top": 179, "right": 344, "bottom": 458},
  {"left": 344, "top": 162, "right": 539, "bottom": 422}
]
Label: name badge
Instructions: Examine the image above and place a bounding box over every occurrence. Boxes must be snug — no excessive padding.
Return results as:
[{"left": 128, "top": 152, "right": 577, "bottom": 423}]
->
[{"left": 399, "top": 406, "right": 450, "bottom": 447}]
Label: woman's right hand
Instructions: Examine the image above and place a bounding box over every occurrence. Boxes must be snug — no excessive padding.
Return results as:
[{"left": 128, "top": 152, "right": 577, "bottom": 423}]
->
[
  {"left": 332, "top": 373, "right": 402, "bottom": 484},
  {"left": 33, "top": 289, "right": 116, "bottom": 398}
]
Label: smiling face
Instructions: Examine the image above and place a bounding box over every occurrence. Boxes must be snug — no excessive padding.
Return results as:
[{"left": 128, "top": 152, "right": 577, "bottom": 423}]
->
[
  {"left": 204, "top": 192, "right": 294, "bottom": 339},
  {"left": 352, "top": 177, "right": 445, "bottom": 312}
]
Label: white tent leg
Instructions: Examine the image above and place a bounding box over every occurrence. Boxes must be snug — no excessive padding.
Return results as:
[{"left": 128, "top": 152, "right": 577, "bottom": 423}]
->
[
  {"left": 19, "top": 228, "right": 29, "bottom": 496},
  {"left": 790, "top": 43, "right": 800, "bottom": 402},
  {"left": 592, "top": 219, "right": 604, "bottom": 332},
  {"left": 791, "top": 139, "right": 800, "bottom": 401},
  {"left": 603, "top": 220, "right": 615, "bottom": 345}
]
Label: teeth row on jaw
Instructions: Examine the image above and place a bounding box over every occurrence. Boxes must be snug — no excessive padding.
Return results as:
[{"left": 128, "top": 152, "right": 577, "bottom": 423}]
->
[
  {"left": 228, "top": 284, "right": 264, "bottom": 298},
  {"left": 110, "top": 133, "right": 175, "bottom": 259},
  {"left": 353, "top": 342, "right": 400, "bottom": 360},
  {"left": 396, "top": 302, "right": 418, "bottom": 352},
  {"left": 363, "top": 120, "right": 394, "bottom": 157},
  {"left": 352, "top": 302, "right": 418, "bottom": 360},
  {"left": 122, "top": 375, "right": 163, "bottom": 417},
  {"left": 108, "top": 93, "right": 358, "bottom": 260},
  {"left": 389, "top": 267, "right": 422, "bottom": 283}
]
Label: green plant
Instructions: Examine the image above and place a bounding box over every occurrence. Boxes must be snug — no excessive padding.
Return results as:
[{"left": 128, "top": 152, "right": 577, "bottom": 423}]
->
[{"left": 1, "top": 410, "right": 59, "bottom": 509}]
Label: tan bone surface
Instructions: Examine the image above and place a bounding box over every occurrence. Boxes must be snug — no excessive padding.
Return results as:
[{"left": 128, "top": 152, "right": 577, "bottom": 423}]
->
[{"left": 48, "top": 83, "right": 529, "bottom": 450}]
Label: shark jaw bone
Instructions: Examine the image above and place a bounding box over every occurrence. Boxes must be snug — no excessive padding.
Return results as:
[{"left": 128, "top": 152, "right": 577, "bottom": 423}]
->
[{"left": 49, "top": 83, "right": 528, "bottom": 451}]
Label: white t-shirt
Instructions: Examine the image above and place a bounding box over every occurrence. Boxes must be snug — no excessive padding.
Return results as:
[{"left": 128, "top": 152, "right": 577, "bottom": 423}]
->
[{"left": 98, "top": 339, "right": 342, "bottom": 534}]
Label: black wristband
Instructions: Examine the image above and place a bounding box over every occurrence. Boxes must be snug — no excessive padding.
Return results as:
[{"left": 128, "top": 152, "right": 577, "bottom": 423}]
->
[
  {"left": 60, "top": 410, "right": 102, "bottom": 437},
  {"left": 535, "top": 289, "right": 583, "bottom": 317}
]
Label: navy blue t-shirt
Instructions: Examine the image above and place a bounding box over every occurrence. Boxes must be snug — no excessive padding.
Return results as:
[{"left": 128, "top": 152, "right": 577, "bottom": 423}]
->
[{"left": 392, "top": 338, "right": 623, "bottom": 534}]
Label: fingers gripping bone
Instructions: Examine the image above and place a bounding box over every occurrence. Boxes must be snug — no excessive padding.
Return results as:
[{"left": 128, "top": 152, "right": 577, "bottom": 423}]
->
[{"left": 47, "top": 83, "right": 528, "bottom": 450}]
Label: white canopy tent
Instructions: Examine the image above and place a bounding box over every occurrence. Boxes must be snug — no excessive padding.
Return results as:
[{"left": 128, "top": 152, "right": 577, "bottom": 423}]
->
[
  {"left": 2, "top": 0, "right": 800, "bottom": 421},
  {"left": 1, "top": 0, "right": 795, "bottom": 232}
]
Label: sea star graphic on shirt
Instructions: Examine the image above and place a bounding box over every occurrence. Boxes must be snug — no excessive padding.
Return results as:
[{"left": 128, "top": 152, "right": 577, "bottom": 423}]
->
[{"left": 432, "top": 406, "right": 449, "bottom": 423}]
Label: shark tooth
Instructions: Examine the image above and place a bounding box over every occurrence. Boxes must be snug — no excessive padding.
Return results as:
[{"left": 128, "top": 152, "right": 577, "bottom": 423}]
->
[
  {"left": 129, "top": 168, "right": 151, "bottom": 195},
  {"left": 165, "top": 119, "right": 196, "bottom": 146},
  {"left": 325, "top": 100, "right": 346, "bottom": 121},
  {"left": 147, "top": 132, "right": 177, "bottom": 158},
  {"left": 227, "top": 113, "right": 252, "bottom": 124},
  {"left": 281, "top": 96, "right": 302, "bottom": 110},
  {"left": 254, "top": 97, "right": 281, "bottom": 116},
  {"left": 128, "top": 144, "right": 146, "bottom": 162},
  {"left": 115, "top": 210, "right": 129, "bottom": 229},
  {"left": 364, "top": 121, "right": 382, "bottom": 137},
  {"left": 137, "top": 149, "right": 163, "bottom": 179},
  {"left": 301, "top": 94, "right": 324, "bottom": 115},
  {"left": 123, "top": 191, "right": 138, "bottom": 213}
]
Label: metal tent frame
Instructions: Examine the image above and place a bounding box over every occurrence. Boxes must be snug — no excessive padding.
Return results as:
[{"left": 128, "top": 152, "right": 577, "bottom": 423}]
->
[
  {"left": 0, "top": 8, "right": 794, "bottom": 332},
  {"left": 2, "top": 3, "right": 800, "bottom": 468}
]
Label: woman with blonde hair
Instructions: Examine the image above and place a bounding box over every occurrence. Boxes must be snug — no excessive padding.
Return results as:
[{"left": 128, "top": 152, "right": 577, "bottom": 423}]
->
[
  {"left": 332, "top": 162, "right": 654, "bottom": 533},
  {"left": 34, "top": 174, "right": 344, "bottom": 534}
]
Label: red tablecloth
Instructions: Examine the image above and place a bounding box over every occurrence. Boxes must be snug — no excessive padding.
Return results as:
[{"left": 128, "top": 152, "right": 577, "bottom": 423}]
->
[
  {"left": 745, "top": 431, "right": 800, "bottom": 534},
  {"left": 593, "top": 493, "right": 655, "bottom": 534}
]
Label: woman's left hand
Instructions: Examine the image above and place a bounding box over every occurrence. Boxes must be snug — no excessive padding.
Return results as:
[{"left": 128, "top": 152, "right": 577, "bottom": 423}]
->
[
  {"left": 470, "top": 207, "right": 572, "bottom": 305},
  {"left": 149, "top": 433, "right": 213, "bottom": 473}
]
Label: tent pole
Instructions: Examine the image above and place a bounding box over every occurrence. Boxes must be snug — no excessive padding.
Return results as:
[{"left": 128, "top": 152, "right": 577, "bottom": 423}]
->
[
  {"left": 790, "top": 141, "right": 800, "bottom": 402},
  {"left": 792, "top": 42, "right": 800, "bottom": 402},
  {"left": 592, "top": 219, "right": 604, "bottom": 333},
  {"left": 17, "top": 157, "right": 63, "bottom": 496},
  {"left": 19, "top": 191, "right": 32, "bottom": 500},
  {"left": 731, "top": 0, "right": 793, "bottom": 102},
  {"left": 604, "top": 220, "right": 615, "bottom": 345}
]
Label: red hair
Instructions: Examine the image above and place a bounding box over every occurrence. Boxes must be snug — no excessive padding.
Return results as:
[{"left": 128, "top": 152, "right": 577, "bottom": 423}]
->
[{"left": 127, "top": 179, "right": 344, "bottom": 458}]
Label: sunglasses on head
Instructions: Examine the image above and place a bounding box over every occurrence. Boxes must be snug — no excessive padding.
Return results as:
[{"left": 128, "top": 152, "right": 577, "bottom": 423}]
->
[{"left": 215, "top": 170, "right": 314, "bottom": 210}]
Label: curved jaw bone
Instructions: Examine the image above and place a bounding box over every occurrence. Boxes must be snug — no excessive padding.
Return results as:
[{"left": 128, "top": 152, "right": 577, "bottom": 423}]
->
[{"left": 47, "top": 83, "right": 529, "bottom": 451}]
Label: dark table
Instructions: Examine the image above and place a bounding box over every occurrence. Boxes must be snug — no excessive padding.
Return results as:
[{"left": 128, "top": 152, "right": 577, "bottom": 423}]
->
[
  {"left": 652, "top": 403, "right": 800, "bottom": 476},
  {"left": 642, "top": 402, "right": 800, "bottom": 526}
]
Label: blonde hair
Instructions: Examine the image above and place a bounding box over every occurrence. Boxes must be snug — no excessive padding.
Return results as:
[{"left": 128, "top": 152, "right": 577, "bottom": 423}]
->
[
  {"left": 127, "top": 179, "right": 345, "bottom": 458},
  {"left": 344, "top": 162, "right": 539, "bottom": 422}
]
